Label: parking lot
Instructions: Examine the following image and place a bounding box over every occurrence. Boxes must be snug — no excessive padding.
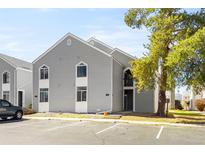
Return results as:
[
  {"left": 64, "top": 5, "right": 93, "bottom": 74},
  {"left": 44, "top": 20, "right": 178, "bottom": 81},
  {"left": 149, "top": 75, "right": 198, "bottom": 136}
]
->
[{"left": 0, "top": 119, "right": 205, "bottom": 145}]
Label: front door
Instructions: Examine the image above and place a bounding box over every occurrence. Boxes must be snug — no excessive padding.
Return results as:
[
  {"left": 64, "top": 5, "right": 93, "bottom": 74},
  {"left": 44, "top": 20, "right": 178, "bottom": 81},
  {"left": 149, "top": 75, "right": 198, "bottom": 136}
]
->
[
  {"left": 18, "top": 91, "right": 23, "bottom": 107},
  {"left": 124, "top": 90, "right": 133, "bottom": 111}
]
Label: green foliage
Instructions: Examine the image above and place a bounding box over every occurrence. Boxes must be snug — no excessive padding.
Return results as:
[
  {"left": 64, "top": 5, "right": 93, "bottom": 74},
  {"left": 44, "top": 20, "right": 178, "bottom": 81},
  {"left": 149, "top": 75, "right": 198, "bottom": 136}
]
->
[{"left": 124, "top": 8, "right": 205, "bottom": 94}]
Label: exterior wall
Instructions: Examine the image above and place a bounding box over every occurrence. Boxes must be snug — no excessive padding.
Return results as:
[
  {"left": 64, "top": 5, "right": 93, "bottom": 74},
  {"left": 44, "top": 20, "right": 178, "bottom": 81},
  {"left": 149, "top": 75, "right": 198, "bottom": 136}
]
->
[
  {"left": 88, "top": 40, "right": 113, "bottom": 54},
  {"left": 112, "top": 51, "right": 134, "bottom": 67},
  {"left": 112, "top": 60, "right": 123, "bottom": 112},
  {"left": 135, "top": 90, "right": 156, "bottom": 113},
  {"left": 16, "top": 68, "right": 32, "bottom": 108},
  {"left": 0, "top": 59, "right": 16, "bottom": 105},
  {"left": 33, "top": 35, "right": 112, "bottom": 113}
]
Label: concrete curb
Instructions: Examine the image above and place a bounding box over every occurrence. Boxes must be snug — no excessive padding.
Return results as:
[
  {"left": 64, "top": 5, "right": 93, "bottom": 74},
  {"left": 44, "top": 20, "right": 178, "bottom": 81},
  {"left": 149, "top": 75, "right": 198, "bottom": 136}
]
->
[{"left": 23, "top": 116, "right": 205, "bottom": 128}]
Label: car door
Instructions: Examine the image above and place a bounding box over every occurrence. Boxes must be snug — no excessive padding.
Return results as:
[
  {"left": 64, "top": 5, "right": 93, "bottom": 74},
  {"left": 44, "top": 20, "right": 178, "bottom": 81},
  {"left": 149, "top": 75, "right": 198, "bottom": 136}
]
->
[
  {"left": 1, "top": 100, "right": 14, "bottom": 116},
  {"left": 0, "top": 101, "right": 7, "bottom": 116}
]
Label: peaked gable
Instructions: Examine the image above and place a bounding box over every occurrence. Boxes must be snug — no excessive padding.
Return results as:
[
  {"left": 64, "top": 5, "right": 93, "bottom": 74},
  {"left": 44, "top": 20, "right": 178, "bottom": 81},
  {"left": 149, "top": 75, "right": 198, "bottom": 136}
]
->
[
  {"left": 0, "top": 53, "right": 32, "bottom": 70},
  {"left": 33, "top": 33, "right": 111, "bottom": 64}
]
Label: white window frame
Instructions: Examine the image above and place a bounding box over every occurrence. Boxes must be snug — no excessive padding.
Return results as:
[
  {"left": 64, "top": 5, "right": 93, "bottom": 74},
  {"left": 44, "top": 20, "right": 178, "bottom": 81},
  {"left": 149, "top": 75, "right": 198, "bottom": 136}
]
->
[
  {"left": 39, "top": 88, "right": 49, "bottom": 103},
  {"left": 3, "top": 91, "right": 10, "bottom": 102},
  {"left": 76, "top": 62, "right": 87, "bottom": 78},
  {"left": 2, "top": 71, "right": 10, "bottom": 84},
  {"left": 39, "top": 65, "right": 49, "bottom": 80},
  {"left": 76, "top": 86, "right": 87, "bottom": 102}
]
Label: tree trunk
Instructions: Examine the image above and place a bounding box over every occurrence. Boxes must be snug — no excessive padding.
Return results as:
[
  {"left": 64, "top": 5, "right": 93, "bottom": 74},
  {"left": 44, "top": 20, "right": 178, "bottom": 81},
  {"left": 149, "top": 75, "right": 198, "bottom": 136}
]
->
[
  {"left": 156, "top": 60, "right": 167, "bottom": 117},
  {"left": 157, "top": 90, "right": 166, "bottom": 117}
]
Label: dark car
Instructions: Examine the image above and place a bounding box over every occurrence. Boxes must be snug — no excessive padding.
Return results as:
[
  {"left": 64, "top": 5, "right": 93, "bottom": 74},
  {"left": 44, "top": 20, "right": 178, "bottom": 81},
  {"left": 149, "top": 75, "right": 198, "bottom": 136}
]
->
[{"left": 0, "top": 99, "right": 23, "bottom": 120}]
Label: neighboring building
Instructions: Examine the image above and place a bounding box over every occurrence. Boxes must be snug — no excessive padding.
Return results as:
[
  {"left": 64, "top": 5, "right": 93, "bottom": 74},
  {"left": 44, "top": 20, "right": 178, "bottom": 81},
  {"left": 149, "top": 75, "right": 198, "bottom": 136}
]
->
[
  {"left": 32, "top": 33, "right": 158, "bottom": 113},
  {"left": 0, "top": 53, "right": 32, "bottom": 107}
]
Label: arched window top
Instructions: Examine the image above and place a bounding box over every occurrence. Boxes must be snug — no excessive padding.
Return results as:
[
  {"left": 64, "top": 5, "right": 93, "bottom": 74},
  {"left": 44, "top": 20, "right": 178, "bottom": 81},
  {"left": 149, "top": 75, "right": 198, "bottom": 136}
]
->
[
  {"left": 76, "top": 61, "right": 87, "bottom": 78},
  {"left": 40, "top": 65, "right": 49, "bottom": 80},
  {"left": 124, "top": 68, "right": 133, "bottom": 87},
  {"left": 3, "top": 72, "right": 10, "bottom": 84}
]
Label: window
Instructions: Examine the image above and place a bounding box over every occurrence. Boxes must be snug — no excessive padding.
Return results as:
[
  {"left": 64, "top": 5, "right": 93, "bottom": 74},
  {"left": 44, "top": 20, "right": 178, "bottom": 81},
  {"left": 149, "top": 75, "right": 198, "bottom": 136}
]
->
[
  {"left": 40, "top": 88, "right": 48, "bottom": 102},
  {"left": 77, "top": 86, "right": 87, "bottom": 102},
  {"left": 124, "top": 69, "right": 133, "bottom": 87},
  {"left": 3, "top": 72, "right": 10, "bottom": 84},
  {"left": 3, "top": 91, "right": 10, "bottom": 101},
  {"left": 40, "top": 65, "right": 48, "bottom": 80},
  {"left": 1, "top": 100, "right": 10, "bottom": 107},
  {"left": 77, "top": 63, "right": 87, "bottom": 77}
]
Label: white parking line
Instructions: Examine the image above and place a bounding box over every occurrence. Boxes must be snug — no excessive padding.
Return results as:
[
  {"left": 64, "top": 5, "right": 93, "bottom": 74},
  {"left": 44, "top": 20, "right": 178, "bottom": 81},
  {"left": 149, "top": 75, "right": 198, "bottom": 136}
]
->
[
  {"left": 96, "top": 123, "right": 120, "bottom": 135},
  {"left": 46, "top": 121, "right": 88, "bottom": 131},
  {"left": 156, "top": 126, "right": 164, "bottom": 139}
]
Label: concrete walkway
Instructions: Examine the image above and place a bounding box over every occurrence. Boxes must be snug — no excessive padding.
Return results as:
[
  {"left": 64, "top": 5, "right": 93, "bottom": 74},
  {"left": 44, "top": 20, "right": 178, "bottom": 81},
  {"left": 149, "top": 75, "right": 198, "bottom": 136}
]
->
[{"left": 24, "top": 115, "right": 205, "bottom": 128}]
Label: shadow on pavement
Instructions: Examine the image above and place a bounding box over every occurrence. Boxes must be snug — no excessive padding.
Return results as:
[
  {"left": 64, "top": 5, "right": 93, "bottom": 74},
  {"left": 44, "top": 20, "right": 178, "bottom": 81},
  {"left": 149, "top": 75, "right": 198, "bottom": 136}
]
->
[{"left": 0, "top": 118, "right": 29, "bottom": 124}]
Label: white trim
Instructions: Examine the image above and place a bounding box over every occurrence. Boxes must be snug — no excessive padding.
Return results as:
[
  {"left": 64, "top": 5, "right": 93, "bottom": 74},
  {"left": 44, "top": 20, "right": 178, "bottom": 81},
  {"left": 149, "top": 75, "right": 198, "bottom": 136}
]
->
[
  {"left": 123, "top": 68, "right": 135, "bottom": 112},
  {"left": 0, "top": 57, "right": 17, "bottom": 68},
  {"left": 87, "top": 37, "right": 114, "bottom": 50},
  {"left": 2, "top": 91, "right": 10, "bottom": 102},
  {"left": 2, "top": 71, "right": 10, "bottom": 84},
  {"left": 16, "top": 67, "right": 32, "bottom": 72},
  {"left": 2, "top": 71, "right": 11, "bottom": 102},
  {"left": 38, "top": 87, "right": 49, "bottom": 104},
  {"left": 39, "top": 64, "right": 49, "bottom": 80},
  {"left": 111, "top": 48, "right": 136, "bottom": 60},
  {"left": 112, "top": 57, "right": 122, "bottom": 66},
  {"left": 33, "top": 33, "right": 111, "bottom": 64},
  {"left": 38, "top": 64, "right": 49, "bottom": 112},
  {"left": 17, "top": 89, "right": 25, "bottom": 107},
  {"left": 14, "top": 69, "right": 16, "bottom": 105},
  {"left": 110, "top": 58, "right": 113, "bottom": 112},
  {"left": 75, "top": 61, "right": 88, "bottom": 113}
]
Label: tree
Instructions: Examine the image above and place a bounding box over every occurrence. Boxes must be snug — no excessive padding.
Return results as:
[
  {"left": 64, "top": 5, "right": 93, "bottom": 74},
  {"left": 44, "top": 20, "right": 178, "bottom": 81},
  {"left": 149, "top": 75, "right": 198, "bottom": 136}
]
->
[{"left": 124, "top": 9, "right": 205, "bottom": 117}]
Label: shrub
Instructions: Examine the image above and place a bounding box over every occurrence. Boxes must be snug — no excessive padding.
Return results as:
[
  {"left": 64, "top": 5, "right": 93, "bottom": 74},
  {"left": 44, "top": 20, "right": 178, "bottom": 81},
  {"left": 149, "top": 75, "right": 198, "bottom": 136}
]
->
[
  {"left": 194, "top": 99, "right": 205, "bottom": 111},
  {"left": 175, "top": 100, "right": 183, "bottom": 110}
]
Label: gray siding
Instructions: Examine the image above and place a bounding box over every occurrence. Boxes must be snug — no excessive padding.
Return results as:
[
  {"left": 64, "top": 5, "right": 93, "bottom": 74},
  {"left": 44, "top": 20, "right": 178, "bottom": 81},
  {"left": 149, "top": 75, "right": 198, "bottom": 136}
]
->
[
  {"left": 17, "top": 69, "right": 32, "bottom": 107},
  {"left": 33, "top": 35, "right": 112, "bottom": 113},
  {"left": 0, "top": 59, "right": 16, "bottom": 104},
  {"left": 112, "top": 60, "right": 123, "bottom": 112},
  {"left": 135, "top": 90, "right": 155, "bottom": 113},
  {"left": 88, "top": 40, "right": 113, "bottom": 54}
]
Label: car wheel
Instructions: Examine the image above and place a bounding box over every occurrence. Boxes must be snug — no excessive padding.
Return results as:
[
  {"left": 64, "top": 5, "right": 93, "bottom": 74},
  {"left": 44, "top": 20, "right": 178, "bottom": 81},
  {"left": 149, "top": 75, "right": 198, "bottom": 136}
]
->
[
  {"left": 15, "top": 111, "right": 23, "bottom": 120},
  {"left": 1, "top": 117, "right": 7, "bottom": 120}
]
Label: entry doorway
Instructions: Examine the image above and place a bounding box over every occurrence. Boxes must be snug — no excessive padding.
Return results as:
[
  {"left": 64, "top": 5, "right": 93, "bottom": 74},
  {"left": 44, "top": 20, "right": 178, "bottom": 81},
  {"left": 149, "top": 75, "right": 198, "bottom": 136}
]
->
[
  {"left": 124, "top": 90, "right": 133, "bottom": 111},
  {"left": 18, "top": 91, "right": 23, "bottom": 107}
]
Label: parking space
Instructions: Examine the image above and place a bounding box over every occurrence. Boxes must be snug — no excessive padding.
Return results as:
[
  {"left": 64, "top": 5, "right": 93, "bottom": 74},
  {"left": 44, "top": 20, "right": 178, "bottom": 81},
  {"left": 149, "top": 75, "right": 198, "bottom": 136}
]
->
[{"left": 0, "top": 119, "right": 205, "bottom": 144}]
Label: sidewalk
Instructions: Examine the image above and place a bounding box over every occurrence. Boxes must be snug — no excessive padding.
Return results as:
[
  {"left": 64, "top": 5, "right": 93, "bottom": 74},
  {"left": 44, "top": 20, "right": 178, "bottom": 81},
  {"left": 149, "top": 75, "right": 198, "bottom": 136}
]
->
[{"left": 24, "top": 115, "right": 205, "bottom": 128}]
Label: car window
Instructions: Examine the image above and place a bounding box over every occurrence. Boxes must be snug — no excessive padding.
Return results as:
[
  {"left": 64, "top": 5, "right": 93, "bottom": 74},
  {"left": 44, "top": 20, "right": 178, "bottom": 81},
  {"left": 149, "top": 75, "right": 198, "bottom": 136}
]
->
[{"left": 1, "top": 100, "right": 10, "bottom": 107}]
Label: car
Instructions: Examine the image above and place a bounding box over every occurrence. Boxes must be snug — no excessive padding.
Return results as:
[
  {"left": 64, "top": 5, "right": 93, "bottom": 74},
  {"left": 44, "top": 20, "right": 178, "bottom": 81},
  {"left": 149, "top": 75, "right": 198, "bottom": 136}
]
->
[{"left": 0, "top": 99, "right": 23, "bottom": 120}]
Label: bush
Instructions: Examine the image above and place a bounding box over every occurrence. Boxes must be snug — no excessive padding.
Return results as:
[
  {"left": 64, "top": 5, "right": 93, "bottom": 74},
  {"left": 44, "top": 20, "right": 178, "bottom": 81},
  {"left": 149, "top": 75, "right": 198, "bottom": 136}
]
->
[
  {"left": 23, "top": 107, "right": 35, "bottom": 115},
  {"left": 194, "top": 99, "right": 205, "bottom": 111},
  {"left": 175, "top": 100, "right": 183, "bottom": 110}
]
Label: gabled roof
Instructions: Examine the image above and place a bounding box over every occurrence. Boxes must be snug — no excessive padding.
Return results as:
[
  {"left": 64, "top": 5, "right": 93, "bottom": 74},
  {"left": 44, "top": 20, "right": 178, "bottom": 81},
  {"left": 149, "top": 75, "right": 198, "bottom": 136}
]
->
[
  {"left": 33, "top": 33, "right": 112, "bottom": 64},
  {"left": 0, "top": 53, "right": 32, "bottom": 70},
  {"left": 87, "top": 37, "right": 114, "bottom": 54}
]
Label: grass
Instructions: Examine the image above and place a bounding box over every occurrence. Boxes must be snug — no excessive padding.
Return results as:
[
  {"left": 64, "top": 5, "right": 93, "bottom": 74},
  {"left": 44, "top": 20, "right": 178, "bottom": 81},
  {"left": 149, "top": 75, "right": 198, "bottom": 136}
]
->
[{"left": 26, "top": 110, "right": 205, "bottom": 125}]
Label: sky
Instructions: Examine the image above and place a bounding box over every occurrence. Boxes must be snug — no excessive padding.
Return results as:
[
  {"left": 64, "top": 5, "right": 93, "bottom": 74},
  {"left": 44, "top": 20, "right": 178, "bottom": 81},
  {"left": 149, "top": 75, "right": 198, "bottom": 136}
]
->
[{"left": 0, "top": 8, "right": 150, "bottom": 62}]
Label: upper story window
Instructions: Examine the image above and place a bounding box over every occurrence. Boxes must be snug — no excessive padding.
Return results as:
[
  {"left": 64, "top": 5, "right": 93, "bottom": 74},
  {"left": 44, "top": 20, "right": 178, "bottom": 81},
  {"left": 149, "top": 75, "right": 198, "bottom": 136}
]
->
[
  {"left": 40, "top": 65, "right": 49, "bottom": 80},
  {"left": 3, "top": 72, "right": 10, "bottom": 84},
  {"left": 124, "top": 69, "right": 133, "bottom": 87},
  {"left": 77, "top": 62, "right": 87, "bottom": 78}
]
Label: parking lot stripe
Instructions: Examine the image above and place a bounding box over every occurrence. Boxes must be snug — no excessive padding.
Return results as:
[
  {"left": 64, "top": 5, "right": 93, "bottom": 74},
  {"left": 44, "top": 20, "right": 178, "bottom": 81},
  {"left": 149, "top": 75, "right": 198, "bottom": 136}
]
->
[
  {"left": 156, "top": 126, "right": 164, "bottom": 139},
  {"left": 46, "top": 121, "right": 88, "bottom": 131},
  {"left": 96, "top": 123, "right": 120, "bottom": 135}
]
